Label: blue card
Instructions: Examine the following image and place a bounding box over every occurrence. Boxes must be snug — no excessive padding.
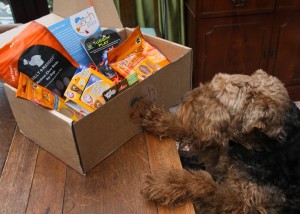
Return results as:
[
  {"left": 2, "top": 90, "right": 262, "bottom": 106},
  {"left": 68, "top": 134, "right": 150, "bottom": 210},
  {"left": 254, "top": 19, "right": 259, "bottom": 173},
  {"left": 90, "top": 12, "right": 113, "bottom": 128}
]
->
[{"left": 48, "top": 7, "right": 101, "bottom": 68}]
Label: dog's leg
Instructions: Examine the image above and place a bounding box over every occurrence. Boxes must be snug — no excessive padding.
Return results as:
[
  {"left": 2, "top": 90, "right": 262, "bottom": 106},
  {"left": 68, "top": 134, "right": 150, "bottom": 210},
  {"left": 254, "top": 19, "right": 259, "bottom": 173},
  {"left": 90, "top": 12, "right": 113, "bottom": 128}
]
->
[
  {"left": 140, "top": 104, "right": 189, "bottom": 140},
  {"left": 140, "top": 168, "right": 243, "bottom": 213}
]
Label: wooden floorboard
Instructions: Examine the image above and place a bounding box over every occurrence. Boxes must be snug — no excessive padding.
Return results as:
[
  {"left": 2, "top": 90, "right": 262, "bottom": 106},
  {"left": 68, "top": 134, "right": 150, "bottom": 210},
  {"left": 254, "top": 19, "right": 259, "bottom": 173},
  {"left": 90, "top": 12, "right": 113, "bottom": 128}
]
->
[
  {"left": 63, "top": 133, "right": 157, "bottom": 214},
  {"left": 0, "top": 85, "right": 17, "bottom": 173},
  {"left": 0, "top": 128, "right": 39, "bottom": 214},
  {"left": 145, "top": 134, "right": 196, "bottom": 214},
  {"left": 0, "top": 82, "right": 195, "bottom": 214},
  {"left": 26, "top": 149, "right": 67, "bottom": 213}
]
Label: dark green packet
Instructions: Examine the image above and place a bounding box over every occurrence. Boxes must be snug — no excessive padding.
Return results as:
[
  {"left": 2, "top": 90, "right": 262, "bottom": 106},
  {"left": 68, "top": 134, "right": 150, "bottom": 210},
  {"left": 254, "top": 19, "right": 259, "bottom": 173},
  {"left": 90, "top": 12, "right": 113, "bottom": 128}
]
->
[{"left": 81, "top": 29, "right": 122, "bottom": 79}]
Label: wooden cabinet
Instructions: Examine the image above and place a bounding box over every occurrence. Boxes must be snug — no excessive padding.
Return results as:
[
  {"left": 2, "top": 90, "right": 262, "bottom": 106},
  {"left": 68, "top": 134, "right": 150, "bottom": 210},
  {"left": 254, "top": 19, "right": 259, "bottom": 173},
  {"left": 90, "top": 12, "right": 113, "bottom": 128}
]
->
[
  {"left": 269, "top": 11, "right": 300, "bottom": 100},
  {"left": 185, "top": 0, "right": 300, "bottom": 100}
]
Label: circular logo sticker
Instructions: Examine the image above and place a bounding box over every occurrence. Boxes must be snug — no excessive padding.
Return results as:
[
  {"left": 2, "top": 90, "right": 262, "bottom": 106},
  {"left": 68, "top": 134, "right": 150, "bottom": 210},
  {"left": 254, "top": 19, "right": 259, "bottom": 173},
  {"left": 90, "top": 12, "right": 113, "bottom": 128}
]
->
[
  {"left": 70, "top": 8, "right": 99, "bottom": 36},
  {"left": 83, "top": 94, "right": 93, "bottom": 104},
  {"left": 66, "top": 91, "right": 74, "bottom": 98}
]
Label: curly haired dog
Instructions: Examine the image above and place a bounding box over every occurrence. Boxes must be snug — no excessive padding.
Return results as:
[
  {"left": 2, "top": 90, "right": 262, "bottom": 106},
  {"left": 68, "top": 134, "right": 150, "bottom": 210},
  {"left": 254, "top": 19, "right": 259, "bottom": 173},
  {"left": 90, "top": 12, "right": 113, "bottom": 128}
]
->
[{"left": 140, "top": 70, "right": 300, "bottom": 214}]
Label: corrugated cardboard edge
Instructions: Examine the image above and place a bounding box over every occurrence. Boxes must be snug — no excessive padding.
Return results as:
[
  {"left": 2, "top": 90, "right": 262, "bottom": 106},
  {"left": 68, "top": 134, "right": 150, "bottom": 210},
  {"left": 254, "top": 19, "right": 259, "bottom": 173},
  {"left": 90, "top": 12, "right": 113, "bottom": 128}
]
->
[
  {"left": 53, "top": 0, "right": 123, "bottom": 28},
  {"left": 74, "top": 28, "right": 193, "bottom": 172},
  {"left": 4, "top": 84, "right": 85, "bottom": 174}
]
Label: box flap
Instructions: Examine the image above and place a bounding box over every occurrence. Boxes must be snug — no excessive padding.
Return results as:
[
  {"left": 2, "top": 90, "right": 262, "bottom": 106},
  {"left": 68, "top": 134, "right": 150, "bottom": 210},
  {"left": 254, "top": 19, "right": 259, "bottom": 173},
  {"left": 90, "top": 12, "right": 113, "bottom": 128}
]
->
[{"left": 53, "top": 0, "right": 123, "bottom": 28}]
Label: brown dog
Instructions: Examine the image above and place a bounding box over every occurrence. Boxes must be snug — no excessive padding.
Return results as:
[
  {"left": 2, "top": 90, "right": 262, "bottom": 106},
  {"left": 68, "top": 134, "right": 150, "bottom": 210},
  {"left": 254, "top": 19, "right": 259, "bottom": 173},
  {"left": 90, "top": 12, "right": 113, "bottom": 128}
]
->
[{"left": 140, "top": 70, "right": 300, "bottom": 213}]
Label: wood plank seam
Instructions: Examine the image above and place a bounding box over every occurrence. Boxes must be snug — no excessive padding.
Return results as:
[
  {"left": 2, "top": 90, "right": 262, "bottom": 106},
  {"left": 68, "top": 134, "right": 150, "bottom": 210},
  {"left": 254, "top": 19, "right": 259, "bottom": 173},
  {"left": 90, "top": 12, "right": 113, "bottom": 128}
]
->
[
  {"left": 142, "top": 131, "right": 160, "bottom": 214},
  {"left": 24, "top": 147, "right": 41, "bottom": 213},
  {"left": 0, "top": 128, "right": 39, "bottom": 213},
  {"left": 0, "top": 126, "right": 17, "bottom": 176},
  {"left": 61, "top": 165, "right": 69, "bottom": 213},
  {"left": 142, "top": 131, "right": 154, "bottom": 173}
]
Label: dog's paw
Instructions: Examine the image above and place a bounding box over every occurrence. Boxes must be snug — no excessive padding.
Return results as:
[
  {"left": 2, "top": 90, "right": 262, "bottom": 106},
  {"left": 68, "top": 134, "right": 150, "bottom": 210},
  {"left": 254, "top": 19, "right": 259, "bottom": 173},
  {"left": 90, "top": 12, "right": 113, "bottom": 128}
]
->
[
  {"left": 140, "top": 104, "right": 175, "bottom": 138},
  {"left": 140, "top": 104, "right": 165, "bottom": 126},
  {"left": 140, "top": 169, "right": 191, "bottom": 206}
]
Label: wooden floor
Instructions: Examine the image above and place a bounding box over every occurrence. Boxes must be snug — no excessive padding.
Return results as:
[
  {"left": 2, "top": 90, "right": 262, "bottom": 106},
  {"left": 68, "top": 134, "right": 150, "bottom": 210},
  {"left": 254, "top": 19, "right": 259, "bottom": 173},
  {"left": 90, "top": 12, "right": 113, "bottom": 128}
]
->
[{"left": 0, "top": 82, "right": 195, "bottom": 214}]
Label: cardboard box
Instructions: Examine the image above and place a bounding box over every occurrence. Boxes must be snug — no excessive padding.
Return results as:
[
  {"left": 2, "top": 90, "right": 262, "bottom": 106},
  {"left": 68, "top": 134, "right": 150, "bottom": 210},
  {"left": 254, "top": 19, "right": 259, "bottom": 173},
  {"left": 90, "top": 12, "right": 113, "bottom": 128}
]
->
[{"left": 0, "top": 0, "right": 192, "bottom": 175}]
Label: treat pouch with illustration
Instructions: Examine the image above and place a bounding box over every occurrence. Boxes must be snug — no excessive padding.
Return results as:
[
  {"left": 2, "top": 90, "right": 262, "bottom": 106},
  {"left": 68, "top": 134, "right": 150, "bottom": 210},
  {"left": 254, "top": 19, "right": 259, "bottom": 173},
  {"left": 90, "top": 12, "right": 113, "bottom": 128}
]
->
[
  {"left": 16, "top": 73, "right": 81, "bottom": 121},
  {"left": 0, "top": 21, "right": 78, "bottom": 97},
  {"left": 81, "top": 29, "right": 122, "bottom": 80},
  {"left": 107, "top": 25, "right": 170, "bottom": 82},
  {"left": 64, "top": 68, "right": 114, "bottom": 113}
]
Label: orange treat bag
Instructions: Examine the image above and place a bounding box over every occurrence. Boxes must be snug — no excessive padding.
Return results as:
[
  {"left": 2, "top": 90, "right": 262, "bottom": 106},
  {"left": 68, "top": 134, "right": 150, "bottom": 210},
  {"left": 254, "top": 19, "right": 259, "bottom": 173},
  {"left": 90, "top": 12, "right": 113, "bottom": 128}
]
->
[
  {"left": 17, "top": 73, "right": 56, "bottom": 109},
  {"left": 107, "top": 26, "right": 170, "bottom": 82},
  {"left": 0, "top": 21, "right": 78, "bottom": 97},
  {"left": 16, "top": 73, "right": 81, "bottom": 121}
]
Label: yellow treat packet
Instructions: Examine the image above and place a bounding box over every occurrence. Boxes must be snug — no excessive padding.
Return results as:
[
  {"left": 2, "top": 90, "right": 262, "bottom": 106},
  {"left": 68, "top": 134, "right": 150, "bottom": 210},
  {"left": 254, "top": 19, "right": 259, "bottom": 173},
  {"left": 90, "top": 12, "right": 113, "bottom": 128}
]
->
[{"left": 64, "top": 68, "right": 115, "bottom": 113}]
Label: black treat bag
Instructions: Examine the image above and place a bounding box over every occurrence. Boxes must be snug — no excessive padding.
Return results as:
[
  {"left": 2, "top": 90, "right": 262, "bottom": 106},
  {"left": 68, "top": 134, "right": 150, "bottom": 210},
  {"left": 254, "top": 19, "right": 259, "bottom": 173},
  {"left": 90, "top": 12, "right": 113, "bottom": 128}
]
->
[
  {"left": 18, "top": 45, "right": 78, "bottom": 97},
  {"left": 81, "top": 29, "right": 122, "bottom": 79}
]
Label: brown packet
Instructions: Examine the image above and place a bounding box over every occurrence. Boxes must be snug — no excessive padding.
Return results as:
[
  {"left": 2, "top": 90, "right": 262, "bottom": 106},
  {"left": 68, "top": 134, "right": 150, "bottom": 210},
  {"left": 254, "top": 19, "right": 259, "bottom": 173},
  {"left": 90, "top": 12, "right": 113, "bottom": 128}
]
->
[
  {"left": 107, "top": 26, "right": 170, "bottom": 82},
  {"left": 16, "top": 73, "right": 82, "bottom": 121}
]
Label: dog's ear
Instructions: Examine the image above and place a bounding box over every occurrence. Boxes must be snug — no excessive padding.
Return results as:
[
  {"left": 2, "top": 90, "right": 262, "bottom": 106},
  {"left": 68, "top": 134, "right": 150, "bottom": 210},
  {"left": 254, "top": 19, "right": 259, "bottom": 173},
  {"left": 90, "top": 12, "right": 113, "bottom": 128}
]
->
[
  {"left": 241, "top": 69, "right": 291, "bottom": 140},
  {"left": 242, "top": 94, "right": 287, "bottom": 140}
]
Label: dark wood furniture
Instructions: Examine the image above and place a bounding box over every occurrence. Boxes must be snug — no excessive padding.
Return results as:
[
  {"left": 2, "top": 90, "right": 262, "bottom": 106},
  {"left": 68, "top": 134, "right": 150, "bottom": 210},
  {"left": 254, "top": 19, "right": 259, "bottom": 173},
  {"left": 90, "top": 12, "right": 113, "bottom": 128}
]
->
[
  {"left": 185, "top": 0, "right": 300, "bottom": 100},
  {"left": 9, "top": 0, "right": 49, "bottom": 23},
  {"left": 0, "top": 82, "right": 195, "bottom": 214}
]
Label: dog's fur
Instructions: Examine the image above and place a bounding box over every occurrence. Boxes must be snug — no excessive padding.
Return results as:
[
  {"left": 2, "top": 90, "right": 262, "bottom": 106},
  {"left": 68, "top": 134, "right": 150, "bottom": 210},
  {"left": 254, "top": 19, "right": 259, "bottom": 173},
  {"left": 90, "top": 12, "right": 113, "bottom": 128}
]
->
[{"left": 140, "top": 70, "right": 300, "bottom": 214}]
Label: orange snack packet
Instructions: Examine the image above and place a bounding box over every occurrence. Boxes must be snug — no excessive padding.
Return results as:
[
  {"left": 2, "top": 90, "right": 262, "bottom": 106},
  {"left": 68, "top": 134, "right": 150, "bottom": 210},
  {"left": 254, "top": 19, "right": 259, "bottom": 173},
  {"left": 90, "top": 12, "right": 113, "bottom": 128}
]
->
[
  {"left": 107, "top": 26, "right": 170, "bottom": 82},
  {"left": 0, "top": 21, "right": 78, "bottom": 97},
  {"left": 17, "top": 73, "right": 57, "bottom": 109},
  {"left": 16, "top": 73, "right": 81, "bottom": 121}
]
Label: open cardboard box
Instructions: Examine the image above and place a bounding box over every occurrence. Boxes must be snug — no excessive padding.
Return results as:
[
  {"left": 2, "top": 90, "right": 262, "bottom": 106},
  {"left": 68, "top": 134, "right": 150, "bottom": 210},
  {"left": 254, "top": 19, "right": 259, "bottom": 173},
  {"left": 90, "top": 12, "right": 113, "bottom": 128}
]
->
[{"left": 0, "top": 0, "right": 192, "bottom": 175}]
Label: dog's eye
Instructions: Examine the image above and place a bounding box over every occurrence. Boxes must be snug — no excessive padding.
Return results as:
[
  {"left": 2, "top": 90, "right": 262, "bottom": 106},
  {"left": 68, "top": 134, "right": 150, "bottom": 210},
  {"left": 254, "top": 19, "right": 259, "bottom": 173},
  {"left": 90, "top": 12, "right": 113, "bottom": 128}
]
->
[
  {"left": 246, "top": 95, "right": 253, "bottom": 101},
  {"left": 235, "top": 83, "right": 242, "bottom": 88}
]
